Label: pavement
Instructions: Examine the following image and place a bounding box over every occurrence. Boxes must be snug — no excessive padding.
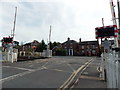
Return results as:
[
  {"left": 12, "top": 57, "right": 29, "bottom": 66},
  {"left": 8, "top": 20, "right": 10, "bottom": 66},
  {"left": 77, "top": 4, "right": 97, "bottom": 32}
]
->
[{"left": 72, "top": 57, "right": 107, "bottom": 89}]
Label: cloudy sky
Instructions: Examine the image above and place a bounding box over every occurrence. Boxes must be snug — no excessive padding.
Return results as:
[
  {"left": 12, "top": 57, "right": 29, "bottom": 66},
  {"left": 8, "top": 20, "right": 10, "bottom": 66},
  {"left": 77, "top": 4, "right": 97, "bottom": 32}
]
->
[{"left": 0, "top": 0, "right": 119, "bottom": 45}]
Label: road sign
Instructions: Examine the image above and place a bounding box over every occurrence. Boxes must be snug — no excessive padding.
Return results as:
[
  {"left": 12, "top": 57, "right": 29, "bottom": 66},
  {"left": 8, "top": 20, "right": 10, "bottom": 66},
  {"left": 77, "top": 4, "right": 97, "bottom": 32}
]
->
[{"left": 95, "top": 25, "right": 118, "bottom": 39}]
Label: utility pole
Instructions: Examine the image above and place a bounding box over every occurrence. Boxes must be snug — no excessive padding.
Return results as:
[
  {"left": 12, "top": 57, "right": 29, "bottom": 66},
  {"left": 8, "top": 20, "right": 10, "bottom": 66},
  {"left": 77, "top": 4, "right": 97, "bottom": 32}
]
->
[{"left": 12, "top": 7, "right": 17, "bottom": 40}]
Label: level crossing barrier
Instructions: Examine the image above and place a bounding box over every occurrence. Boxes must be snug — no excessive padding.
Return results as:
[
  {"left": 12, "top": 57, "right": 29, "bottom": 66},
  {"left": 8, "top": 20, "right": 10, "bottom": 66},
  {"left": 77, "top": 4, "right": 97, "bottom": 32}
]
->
[{"left": 101, "top": 48, "right": 120, "bottom": 89}]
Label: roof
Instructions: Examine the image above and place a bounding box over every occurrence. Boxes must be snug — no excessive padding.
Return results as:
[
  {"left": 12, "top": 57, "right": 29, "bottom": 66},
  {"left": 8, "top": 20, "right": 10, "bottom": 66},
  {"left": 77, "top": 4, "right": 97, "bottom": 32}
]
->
[
  {"left": 23, "top": 40, "right": 40, "bottom": 46},
  {"left": 79, "top": 40, "right": 98, "bottom": 45},
  {"left": 62, "top": 40, "right": 78, "bottom": 45},
  {"left": 24, "top": 42, "right": 31, "bottom": 46}
]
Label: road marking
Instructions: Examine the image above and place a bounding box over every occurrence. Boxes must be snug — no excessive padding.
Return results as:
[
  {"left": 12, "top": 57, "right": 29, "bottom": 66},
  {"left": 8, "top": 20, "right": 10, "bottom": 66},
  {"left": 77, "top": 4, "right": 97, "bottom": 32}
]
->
[
  {"left": 1, "top": 71, "right": 32, "bottom": 83},
  {"left": 2, "top": 61, "right": 49, "bottom": 83},
  {"left": 67, "top": 64, "right": 75, "bottom": 72},
  {"left": 3, "top": 66, "right": 34, "bottom": 71},
  {"left": 80, "top": 75, "right": 100, "bottom": 80},
  {"left": 46, "top": 68, "right": 72, "bottom": 73},
  {"left": 58, "top": 58, "right": 94, "bottom": 90}
]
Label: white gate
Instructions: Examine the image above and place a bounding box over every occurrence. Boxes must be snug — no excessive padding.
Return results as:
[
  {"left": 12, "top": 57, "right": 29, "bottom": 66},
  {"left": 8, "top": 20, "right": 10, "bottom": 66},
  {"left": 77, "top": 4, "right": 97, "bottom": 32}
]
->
[{"left": 101, "top": 48, "right": 120, "bottom": 89}]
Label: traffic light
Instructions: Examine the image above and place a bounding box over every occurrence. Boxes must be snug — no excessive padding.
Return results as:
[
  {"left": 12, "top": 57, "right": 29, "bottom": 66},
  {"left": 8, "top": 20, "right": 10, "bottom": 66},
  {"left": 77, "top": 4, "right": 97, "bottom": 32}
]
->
[
  {"left": 95, "top": 25, "right": 118, "bottom": 39},
  {"left": 97, "top": 27, "right": 114, "bottom": 37},
  {"left": 3, "top": 37, "right": 13, "bottom": 43}
]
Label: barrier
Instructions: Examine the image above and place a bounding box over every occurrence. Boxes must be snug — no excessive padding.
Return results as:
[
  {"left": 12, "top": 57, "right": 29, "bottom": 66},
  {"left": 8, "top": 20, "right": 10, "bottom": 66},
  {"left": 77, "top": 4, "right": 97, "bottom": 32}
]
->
[{"left": 101, "top": 48, "right": 120, "bottom": 89}]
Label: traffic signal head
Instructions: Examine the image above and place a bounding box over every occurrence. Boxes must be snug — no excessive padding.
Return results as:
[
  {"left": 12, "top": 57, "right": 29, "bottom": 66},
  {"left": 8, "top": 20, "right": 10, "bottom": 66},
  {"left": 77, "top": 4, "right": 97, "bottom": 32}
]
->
[
  {"left": 95, "top": 25, "right": 118, "bottom": 39},
  {"left": 3, "top": 37, "right": 13, "bottom": 43}
]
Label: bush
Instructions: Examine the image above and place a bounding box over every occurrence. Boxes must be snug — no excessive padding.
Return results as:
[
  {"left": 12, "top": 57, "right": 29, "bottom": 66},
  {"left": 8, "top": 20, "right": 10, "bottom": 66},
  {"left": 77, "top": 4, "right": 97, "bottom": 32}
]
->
[{"left": 55, "top": 49, "right": 66, "bottom": 56}]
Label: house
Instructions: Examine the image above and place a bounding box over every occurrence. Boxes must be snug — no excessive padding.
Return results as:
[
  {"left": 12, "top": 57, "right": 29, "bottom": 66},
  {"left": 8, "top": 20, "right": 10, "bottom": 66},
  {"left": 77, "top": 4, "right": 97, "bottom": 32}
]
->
[
  {"left": 61, "top": 38, "right": 100, "bottom": 56},
  {"left": 78, "top": 38, "right": 100, "bottom": 56},
  {"left": 22, "top": 40, "right": 40, "bottom": 51},
  {"left": 62, "top": 37, "right": 79, "bottom": 56}
]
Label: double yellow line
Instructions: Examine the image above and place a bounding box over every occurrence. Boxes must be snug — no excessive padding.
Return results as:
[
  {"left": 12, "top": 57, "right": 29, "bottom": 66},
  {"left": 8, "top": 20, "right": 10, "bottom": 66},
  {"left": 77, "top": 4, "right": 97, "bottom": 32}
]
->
[{"left": 57, "top": 59, "right": 94, "bottom": 90}]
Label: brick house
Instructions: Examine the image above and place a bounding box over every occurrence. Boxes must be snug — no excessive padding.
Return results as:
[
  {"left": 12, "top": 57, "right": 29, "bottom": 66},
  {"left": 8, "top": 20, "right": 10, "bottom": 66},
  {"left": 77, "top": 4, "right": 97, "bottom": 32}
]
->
[
  {"left": 62, "top": 38, "right": 79, "bottom": 56},
  {"left": 22, "top": 40, "right": 40, "bottom": 51},
  {"left": 61, "top": 38, "right": 100, "bottom": 56},
  {"left": 78, "top": 39, "right": 100, "bottom": 56}
]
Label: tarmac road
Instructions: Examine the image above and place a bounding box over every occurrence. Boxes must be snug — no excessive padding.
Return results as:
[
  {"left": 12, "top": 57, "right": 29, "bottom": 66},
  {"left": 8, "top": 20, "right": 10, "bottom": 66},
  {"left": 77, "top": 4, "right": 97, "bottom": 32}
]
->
[{"left": 2, "top": 56, "right": 98, "bottom": 89}]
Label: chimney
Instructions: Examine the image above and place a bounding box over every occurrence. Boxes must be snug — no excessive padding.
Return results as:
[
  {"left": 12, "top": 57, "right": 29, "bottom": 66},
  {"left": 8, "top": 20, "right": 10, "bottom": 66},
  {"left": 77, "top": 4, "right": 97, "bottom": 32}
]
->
[
  {"left": 67, "top": 37, "right": 70, "bottom": 41},
  {"left": 79, "top": 38, "right": 81, "bottom": 43}
]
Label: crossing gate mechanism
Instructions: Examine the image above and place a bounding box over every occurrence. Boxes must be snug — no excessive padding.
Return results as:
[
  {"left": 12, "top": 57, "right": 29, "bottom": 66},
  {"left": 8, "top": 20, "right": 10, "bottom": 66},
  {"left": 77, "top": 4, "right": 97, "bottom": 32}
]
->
[{"left": 95, "top": 25, "right": 118, "bottom": 39}]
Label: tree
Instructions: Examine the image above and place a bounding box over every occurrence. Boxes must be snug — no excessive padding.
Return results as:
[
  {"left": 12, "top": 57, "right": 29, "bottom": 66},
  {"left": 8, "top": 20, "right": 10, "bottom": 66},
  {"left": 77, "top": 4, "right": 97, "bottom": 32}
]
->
[
  {"left": 55, "top": 49, "right": 66, "bottom": 56},
  {"left": 14, "top": 41, "right": 19, "bottom": 46},
  {"left": 49, "top": 41, "right": 61, "bottom": 50},
  {"left": 35, "top": 40, "right": 47, "bottom": 52}
]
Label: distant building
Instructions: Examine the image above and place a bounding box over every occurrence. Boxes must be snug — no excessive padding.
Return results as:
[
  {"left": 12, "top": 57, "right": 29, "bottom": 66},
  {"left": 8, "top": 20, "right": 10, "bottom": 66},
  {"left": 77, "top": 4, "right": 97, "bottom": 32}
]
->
[
  {"left": 62, "top": 37, "right": 79, "bottom": 56},
  {"left": 78, "top": 38, "right": 99, "bottom": 56},
  {"left": 61, "top": 38, "right": 100, "bottom": 56},
  {"left": 22, "top": 40, "right": 40, "bottom": 51}
]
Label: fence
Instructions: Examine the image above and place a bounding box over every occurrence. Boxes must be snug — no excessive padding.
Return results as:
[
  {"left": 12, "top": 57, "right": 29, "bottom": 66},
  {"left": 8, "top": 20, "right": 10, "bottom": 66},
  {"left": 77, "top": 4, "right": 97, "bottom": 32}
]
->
[{"left": 101, "top": 48, "right": 120, "bottom": 89}]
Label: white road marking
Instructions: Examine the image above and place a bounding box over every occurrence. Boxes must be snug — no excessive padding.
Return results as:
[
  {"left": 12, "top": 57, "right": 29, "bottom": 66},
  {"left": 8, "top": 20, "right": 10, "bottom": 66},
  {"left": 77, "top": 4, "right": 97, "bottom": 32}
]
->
[
  {"left": 1, "top": 71, "right": 32, "bottom": 83},
  {"left": 2, "top": 61, "right": 49, "bottom": 82},
  {"left": 67, "top": 64, "right": 75, "bottom": 72},
  {"left": 46, "top": 68, "right": 72, "bottom": 73},
  {"left": 3, "top": 66, "right": 34, "bottom": 71},
  {"left": 80, "top": 75, "right": 100, "bottom": 80}
]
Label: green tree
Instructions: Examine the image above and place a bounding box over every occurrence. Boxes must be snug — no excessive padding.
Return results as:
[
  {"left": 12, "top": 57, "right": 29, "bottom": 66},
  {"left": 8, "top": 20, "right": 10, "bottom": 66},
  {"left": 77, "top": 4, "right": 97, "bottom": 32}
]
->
[
  {"left": 49, "top": 41, "right": 61, "bottom": 50},
  {"left": 55, "top": 49, "right": 66, "bottom": 56},
  {"left": 35, "top": 40, "right": 47, "bottom": 52}
]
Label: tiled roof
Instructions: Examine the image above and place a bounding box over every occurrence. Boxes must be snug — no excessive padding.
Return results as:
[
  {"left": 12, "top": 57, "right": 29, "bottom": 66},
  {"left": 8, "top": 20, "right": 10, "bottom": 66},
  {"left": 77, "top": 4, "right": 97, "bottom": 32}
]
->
[
  {"left": 79, "top": 41, "right": 98, "bottom": 45},
  {"left": 62, "top": 40, "right": 78, "bottom": 45}
]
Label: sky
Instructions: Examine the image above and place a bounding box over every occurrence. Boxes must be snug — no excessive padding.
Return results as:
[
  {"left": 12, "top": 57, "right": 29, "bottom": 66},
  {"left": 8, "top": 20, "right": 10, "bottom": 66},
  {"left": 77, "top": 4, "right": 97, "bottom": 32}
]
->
[{"left": 0, "top": 0, "right": 119, "bottom": 45}]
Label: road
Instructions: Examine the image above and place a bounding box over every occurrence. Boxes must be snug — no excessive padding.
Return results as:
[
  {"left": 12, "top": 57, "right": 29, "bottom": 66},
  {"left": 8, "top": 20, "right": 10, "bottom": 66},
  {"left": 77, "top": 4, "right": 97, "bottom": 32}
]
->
[{"left": 2, "top": 56, "right": 98, "bottom": 89}]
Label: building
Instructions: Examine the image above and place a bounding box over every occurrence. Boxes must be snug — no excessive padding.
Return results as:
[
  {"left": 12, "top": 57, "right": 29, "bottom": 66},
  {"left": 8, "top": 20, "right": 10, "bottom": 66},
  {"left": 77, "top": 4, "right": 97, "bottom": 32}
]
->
[
  {"left": 79, "top": 39, "right": 100, "bottom": 56},
  {"left": 61, "top": 38, "right": 100, "bottom": 56},
  {"left": 62, "top": 38, "right": 79, "bottom": 56},
  {"left": 22, "top": 40, "right": 40, "bottom": 51}
]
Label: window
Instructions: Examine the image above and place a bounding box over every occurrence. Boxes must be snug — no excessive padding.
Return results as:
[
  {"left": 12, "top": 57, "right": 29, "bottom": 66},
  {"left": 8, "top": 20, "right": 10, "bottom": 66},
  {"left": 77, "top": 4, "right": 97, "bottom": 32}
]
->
[
  {"left": 92, "top": 45, "right": 95, "bottom": 49},
  {"left": 82, "top": 46, "right": 84, "bottom": 49},
  {"left": 92, "top": 50, "right": 95, "bottom": 54},
  {"left": 82, "top": 50, "right": 84, "bottom": 53}
]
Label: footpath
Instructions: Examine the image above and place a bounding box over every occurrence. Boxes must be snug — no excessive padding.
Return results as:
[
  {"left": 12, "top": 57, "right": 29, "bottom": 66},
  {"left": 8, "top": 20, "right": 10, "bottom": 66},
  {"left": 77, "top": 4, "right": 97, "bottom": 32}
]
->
[{"left": 73, "top": 57, "right": 107, "bottom": 89}]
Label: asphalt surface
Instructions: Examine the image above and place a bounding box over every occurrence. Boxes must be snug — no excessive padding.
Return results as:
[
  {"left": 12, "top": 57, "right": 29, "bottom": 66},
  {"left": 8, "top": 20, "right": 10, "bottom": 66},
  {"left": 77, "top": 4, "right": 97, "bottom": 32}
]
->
[
  {"left": 1, "top": 56, "right": 105, "bottom": 89},
  {"left": 72, "top": 57, "right": 107, "bottom": 89}
]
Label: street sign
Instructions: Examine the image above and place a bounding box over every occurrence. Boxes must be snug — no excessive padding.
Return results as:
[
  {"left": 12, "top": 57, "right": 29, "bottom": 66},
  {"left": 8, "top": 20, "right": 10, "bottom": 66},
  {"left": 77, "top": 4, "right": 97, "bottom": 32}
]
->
[{"left": 95, "top": 25, "right": 118, "bottom": 39}]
